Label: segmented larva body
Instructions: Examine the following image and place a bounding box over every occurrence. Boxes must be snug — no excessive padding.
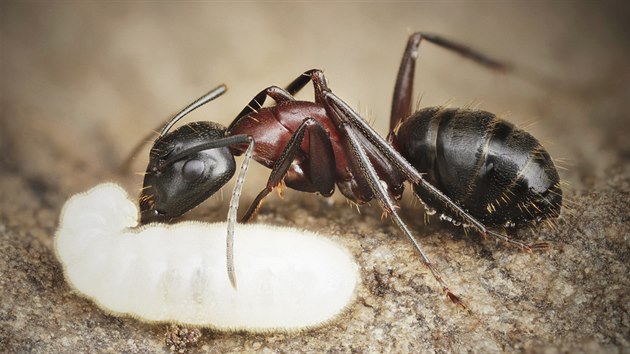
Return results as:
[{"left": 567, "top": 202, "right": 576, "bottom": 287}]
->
[
  {"left": 55, "top": 183, "right": 358, "bottom": 331},
  {"left": 392, "top": 107, "right": 562, "bottom": 226}
]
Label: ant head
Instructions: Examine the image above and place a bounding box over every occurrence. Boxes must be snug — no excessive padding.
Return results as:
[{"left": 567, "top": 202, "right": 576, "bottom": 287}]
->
[{"left": 140, "top": 122, "right": 236, "bottom": 224}]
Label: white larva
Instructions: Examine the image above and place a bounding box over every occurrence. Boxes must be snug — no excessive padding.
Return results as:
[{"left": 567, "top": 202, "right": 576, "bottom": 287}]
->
[{"left": 54, "top": 183, "right": 358, "bottom": 331}]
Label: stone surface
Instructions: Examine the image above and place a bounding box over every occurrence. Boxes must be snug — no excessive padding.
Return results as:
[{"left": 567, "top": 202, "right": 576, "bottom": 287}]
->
[{"left": 1, "top": 2, "right": 628, "bottom": 353}]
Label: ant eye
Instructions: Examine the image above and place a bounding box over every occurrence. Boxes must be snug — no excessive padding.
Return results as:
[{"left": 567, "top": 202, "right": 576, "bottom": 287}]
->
[{"left": 182, "top": 159, "right": 205, "bottom": 180}]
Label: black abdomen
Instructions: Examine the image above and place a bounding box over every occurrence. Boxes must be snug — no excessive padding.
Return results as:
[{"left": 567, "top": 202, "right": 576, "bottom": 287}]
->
[{"left": 392, "top": 107, "right": 562, "bottom": 226}]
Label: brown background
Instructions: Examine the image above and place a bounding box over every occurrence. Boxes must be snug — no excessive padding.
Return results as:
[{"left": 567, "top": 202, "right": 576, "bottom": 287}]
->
[{"left": 1, "top": 1, "right": 629, "bottom": 353}]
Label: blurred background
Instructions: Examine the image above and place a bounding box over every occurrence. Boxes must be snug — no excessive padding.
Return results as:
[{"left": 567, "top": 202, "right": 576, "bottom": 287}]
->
[
  {"left": 1, "top": 1, "right": 629, "bottom": 352},
  {"left": 2, "top": 1, "right": 628, "bottom": 196}
]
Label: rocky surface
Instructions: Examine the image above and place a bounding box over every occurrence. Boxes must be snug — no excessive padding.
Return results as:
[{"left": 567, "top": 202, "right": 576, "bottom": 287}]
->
[{"left": 1, "top": 2, "right": 629, "bottom": 353}]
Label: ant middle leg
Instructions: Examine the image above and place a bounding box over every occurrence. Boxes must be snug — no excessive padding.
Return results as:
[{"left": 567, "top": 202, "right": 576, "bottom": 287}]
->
[
  {"left": 287, "top": 72, "right": 465, "bottom": 303},
  {"left": 336, "top": 118, "right": 466, "bottom": 306}
]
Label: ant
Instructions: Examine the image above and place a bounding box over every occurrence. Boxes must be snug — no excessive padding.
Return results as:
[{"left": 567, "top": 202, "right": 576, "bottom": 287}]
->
[{"left": 126, "top": 32, "right": 562, "bottom": 306}]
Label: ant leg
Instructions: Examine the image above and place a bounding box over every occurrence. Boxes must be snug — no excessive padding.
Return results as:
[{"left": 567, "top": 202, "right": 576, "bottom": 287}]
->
[
  {"left": 325, "top": 92, "right": 546, "bottom": 252},
  {"left": 121, "top": 85, "right": 227, "bottom": 173},
  {"left": 241, "top": 118, "right": 335, "bottom": 222},
  {"left": 227, "top": 86, "right": 295, "bottom": 131},
  {"left": 285, "top": 72, "right": 312, "bottom": 95},
  {"left": 390, "top": 32, "right": 509, "bottom": 136},
  {"left": 284, "top": 69, "right": 330, "bottom": 104},
  {"left": 287, "top": 71, "right": 463, "bottom": 303},
  {"left": 338, "top": 121, "right": 465, "bottom": 306},
  {"left": 226, "top": 136, "right": 255, "bottom": 289}
]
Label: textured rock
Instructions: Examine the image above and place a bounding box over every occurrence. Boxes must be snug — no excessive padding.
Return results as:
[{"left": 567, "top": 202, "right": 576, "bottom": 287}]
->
[{"left": 1, "top": 1, "right": 628, "bottom": 353}]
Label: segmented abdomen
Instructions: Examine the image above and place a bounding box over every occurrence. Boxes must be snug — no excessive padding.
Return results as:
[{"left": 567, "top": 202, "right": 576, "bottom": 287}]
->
[{"left": 392, "top": 107, "right": 562, "bottom": 226}]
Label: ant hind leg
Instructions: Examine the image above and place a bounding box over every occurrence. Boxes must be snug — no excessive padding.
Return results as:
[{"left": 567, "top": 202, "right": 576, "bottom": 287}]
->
[{"left": 390, "top": 32, "right": 510, "bottom": 136}]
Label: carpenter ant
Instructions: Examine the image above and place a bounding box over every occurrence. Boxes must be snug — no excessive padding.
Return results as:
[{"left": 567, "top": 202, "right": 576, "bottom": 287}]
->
[{"left": 126, "top": 32, "right": 562, "bottom": 305}]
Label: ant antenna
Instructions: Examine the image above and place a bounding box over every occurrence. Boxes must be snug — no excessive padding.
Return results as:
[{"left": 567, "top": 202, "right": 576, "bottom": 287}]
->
[
  {"left": 160, "top": 84, "right": 228, "bottom": 137},
  {"left": 120, "top": 84, "right": 228, "bottom": 174}
]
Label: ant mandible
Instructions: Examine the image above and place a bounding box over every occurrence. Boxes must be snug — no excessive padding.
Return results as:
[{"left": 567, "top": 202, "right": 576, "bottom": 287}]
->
[{"left": 127, "top": 32, "right": 562, "bottom": 306}]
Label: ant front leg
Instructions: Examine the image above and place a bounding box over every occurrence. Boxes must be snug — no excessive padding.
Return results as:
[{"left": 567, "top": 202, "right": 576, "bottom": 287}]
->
[
  {"left": 241, "top": 118, "right": 335, "bottom": 222},
  {"left": 226, "top": 136, "right": 255, "bottom": 289},
  {"left": 389, "top": 32, "right": 510, "bottom": 135}
]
